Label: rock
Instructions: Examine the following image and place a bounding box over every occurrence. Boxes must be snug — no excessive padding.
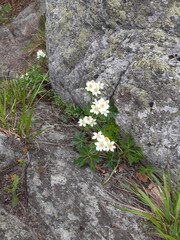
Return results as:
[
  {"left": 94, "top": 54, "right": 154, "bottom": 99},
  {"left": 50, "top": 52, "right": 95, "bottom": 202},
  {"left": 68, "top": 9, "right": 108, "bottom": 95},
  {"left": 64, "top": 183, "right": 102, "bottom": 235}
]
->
[
  {"left": 26, "top": 102, "right": 151, "bottom": 240},
  {"left": 0, "top": 133, "right": 15, "bottom": 168},
  {"left": 0, "top": 206, "right": 36, "bottom": 240},
  {"left": 0, "top": 1, "right": 45, "bottom": 79},
  {"left": 12, "top": 2, "right": 43, "bottom": 38},
  {"left": 46, "top": 0, "right": 180, "bottom": 175},
  {"left": 0, "top": 102, "right": 152, "bottom": 240}
]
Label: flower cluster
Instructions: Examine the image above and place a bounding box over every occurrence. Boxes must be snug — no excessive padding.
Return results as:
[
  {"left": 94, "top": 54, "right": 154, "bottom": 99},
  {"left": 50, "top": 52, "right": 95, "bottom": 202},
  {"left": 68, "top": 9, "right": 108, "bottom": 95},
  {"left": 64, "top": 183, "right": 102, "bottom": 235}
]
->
[
  {"left": 78, "top": 116, "right": 97, "bottom": 127},
  {"left": 92, "top": 131, "right": 116, "bottom": 152},
  {"left": 37, "top": 50, "right": 46, "bottom": 59},
  {"left": 85, "top": 80, "right": 104, "bottom": 96},
  {"left": 78, "top": 80, "right": 116, "bottom": 153},
  {"left": 90, "top": 98, "right": 109, "bottom": 116}
]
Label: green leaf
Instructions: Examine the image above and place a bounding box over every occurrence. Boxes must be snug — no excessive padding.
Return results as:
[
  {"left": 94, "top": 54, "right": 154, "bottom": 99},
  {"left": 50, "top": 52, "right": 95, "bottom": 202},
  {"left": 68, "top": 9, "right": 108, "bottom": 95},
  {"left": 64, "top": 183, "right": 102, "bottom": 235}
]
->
[
  {"left": 12, "top": 193, "right": 19, "bottom": 208},
  {"left": 74, "top": 144, "right": 100, "bottom": 170},
  {"left": 139, "top": 164, "right": 156, "bottom": 176},
  {"left": 72, "top": 132, "right": 87, "bottom": 148},
  {"left": 101, "top": 120, "right": 120, "bottom": 142},
  {"left": 3, "top": 3, "right": 12, "bottom": 14},
  {"left": 119, "top": 133, "right": 143, "bottom": 165}
]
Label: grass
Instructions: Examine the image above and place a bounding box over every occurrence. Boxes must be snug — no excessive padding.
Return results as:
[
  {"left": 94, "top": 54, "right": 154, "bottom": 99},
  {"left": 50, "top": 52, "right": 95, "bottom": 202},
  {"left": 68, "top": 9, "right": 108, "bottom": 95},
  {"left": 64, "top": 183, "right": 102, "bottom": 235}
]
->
[
  {"left": 0, "top": 65, "right": 48, "bottom": 140},
  {"left": 0, "top": 2, "right": 12, "bottom": 25},
  {"left": 115, "top": 171, "right": 180, "bottom": 240}
]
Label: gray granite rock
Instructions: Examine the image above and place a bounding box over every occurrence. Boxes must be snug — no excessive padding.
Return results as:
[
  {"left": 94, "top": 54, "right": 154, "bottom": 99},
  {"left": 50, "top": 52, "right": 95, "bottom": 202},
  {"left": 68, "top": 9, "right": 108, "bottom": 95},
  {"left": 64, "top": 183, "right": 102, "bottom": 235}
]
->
[
  {"left": 0, "top": 1, "right": 45, "bottom": 79},
  {"left": 46, "top": 0, "right": 180, "bottom": 174},
  {"left": 26, "top": 103, "right": 152, "bottom": 240},
  {"left": 0, "top": 102, "right": 152, "bottom": 240},
  {"left": 0, "top": 206, "right": 36, "bottom": 240},
  {"left": 0, "top": 133, "right": 15, "bottom": 168}
]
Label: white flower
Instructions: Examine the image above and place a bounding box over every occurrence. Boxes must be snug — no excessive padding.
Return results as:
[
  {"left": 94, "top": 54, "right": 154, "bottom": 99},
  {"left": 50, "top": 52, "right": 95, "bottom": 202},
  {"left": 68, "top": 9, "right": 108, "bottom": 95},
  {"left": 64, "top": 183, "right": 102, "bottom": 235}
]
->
[
  {"left": 91, "top": 85, "right": 101, "bottom": 96},
  {"left": 85, "top": 80, "right": 96, "bottom": 92},
  {"left": 93, "top": 132, "right": 116, "bottom": 152},
  {"left": 106, "top": 141, "right": 116, "bottom": 152},
  {"left": 97, "top": 98, "right": 109, "bottom": 111},
  {"left": 90, "top": 104, "right": 100, "bottom": 115},
  {"left": 91, "top": 98, "right": 110, "bottom": 116},
  {"left": 78, "top": 116, "right": 96, "bottom": 127},
  {"left": 85, "top": 80, "right": 104, "bottom": 96},
  {"left": 78, "top": 118, "right": 87, "bottom": 127},
  {"left": 90, "top": 118, "right": 97, "bottom": 127},
  {"left": 92, "top": 131, "right": 103, "bottom": 140},
  {"left": 97, "top": 82, "right": 104, "bottom": 90},
  {"left": 95, "top": 140, "right": 107, "bottom": 151},
  {"left": 37, "top": 50, "right": 46, "bottom": 59},
  {"left": 84, "top": 116, "right": 96, "bottom": 127}
]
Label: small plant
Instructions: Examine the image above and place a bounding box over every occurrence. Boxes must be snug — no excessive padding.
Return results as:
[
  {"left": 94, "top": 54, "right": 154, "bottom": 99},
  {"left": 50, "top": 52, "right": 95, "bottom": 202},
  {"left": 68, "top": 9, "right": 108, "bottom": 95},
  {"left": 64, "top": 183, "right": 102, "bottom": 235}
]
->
[
  {"left": 8, "top": 174, "right": 20, "bottom": 208},
  {"left": 115, "top": 171, "right": 180, "bottom": 240},
  {"left": 139, "top": 164, "right": 156, "bottom": 177},
  {"left": 50, "top": 91, "right": 85, "bottom": 123},
  {"left": 0, "top": 2, "right": 12, "bottom": 25},
  {"left": 119, "top": 133, "right": 143, "bottom": 165},
  {"left": 73, "top": 80, "right": 143, "bottom": 172}
]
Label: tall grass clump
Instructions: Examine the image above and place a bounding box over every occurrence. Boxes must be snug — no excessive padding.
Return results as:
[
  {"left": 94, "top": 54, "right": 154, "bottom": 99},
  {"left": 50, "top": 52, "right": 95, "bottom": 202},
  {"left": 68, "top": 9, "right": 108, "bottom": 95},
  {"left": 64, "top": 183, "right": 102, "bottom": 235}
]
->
[
  {"left": 116, "top": 171, "right": 180, "bottom": 240},
  {"left": 0, "top": 64, "right": 48, "bottom": 140}
]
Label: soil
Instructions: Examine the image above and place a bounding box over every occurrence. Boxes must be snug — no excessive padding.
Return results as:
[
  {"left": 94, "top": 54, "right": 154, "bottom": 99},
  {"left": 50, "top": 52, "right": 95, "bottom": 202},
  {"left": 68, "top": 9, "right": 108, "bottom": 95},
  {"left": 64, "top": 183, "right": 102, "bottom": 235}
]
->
[{"left": 0, "top": 0, "right": 33, "bottom": 23}]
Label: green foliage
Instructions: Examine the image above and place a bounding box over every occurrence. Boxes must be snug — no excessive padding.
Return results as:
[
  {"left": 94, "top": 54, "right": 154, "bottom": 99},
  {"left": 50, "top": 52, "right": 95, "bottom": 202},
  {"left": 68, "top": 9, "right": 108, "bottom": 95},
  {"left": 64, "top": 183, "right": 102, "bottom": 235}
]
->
[
  {"left": 51, "top": 92, "right": 66, "bottom": 109},
  {"left": 74, "top": 144, "right": 100, "bottom": 170},
  {"left": 101, "top": 120, "right": 120, "bottom": 142},
  {"left": 64, "top": 104, "right": 83, "bottom": 121},
  {"left": 139, "top": 164, "right": 156, "bottom": 177},
  {"left": 73, "top": 132, "right": 101, "bottom": 170},
  {"left": 0, "top": 64, "right": 48, "bottom": 140},
  {"left": 71, "top": 80, "right": 144, "bottom": 171},
  {"left": 119, "top": 134, "right": 143, "bottom": 165},
  {"left": 104, "top": 151, "right": 118, "bottom": 168},
  {"left": 8, "top": 174, "right": 20, "bottom": 208},
  {"left": 116, "top": 171, "right": 180, "bottom": 240},
  {"left": 72, "top": 132, "right": 88, "bottom": 148},
  {"left": 73, "top": 107, "right": 143, "bottom": 169},
  {"left": 0, "top": 2, "right": 12, "bottom": 24},
  {"left": 49, "top": 91, "right": 85, "bottom": 122}
]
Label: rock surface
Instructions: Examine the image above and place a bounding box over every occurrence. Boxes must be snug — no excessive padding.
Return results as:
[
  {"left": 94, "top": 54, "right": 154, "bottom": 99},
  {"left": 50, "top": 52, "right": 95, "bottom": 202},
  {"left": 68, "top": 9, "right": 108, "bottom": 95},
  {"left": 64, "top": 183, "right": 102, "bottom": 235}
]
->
[
  {"left": 0, "top": 102, "right": 152, "bottom": 240},
  {"left": 0, "top": 206, "right": 35, "bottom": 240},
  {"left": 46, "top": 0, "right": 180, "bottom": 174},
  {"left": 0, "top": 1, "right": 45, "bottom": 79}
]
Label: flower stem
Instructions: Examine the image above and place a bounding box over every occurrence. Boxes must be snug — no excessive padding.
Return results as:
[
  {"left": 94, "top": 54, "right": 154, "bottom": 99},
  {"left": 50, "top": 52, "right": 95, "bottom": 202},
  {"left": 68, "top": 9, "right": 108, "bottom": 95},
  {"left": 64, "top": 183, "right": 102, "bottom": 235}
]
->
[{"left": 103, "top": 157, "right": 121, "bottom": 185}]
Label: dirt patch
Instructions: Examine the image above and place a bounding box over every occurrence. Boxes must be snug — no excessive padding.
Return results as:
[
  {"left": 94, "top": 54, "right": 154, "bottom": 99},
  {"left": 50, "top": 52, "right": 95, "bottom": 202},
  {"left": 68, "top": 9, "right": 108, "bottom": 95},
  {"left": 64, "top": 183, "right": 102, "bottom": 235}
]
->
[{"left": 0, "top": 0, "right": 33, "bottom": 24}]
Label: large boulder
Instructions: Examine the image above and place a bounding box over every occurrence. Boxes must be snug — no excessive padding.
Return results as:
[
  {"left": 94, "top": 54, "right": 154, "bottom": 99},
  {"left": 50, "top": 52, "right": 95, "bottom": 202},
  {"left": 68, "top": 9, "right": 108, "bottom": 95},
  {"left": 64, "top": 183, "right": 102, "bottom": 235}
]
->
[{"left": 45, "top": 1, "right": 180, "bottom": 174}]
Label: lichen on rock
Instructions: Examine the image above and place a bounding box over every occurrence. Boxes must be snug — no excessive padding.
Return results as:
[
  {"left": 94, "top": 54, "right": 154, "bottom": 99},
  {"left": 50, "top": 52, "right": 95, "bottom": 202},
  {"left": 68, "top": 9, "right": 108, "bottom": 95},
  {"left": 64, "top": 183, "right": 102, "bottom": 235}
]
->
[{"left": 46, "top": 0, "right": 180, "bottom": 175}]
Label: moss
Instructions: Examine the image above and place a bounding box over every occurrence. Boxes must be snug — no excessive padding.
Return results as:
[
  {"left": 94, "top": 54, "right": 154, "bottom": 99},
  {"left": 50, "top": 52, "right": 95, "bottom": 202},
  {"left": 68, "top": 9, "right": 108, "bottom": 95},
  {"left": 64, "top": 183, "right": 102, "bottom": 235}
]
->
[
  {"left": 163, "top": 1, "right": 180, "bottom": 28},
  {"left": 135, "top": 56, "right": 170, "bottom": 74},
  {"left": 50, "top": 4, "right": 54, "bottom": 12},
  {"left": 77, "top": 28, "right": 90, "bottom": 47},
  {"left": 150, "top": 30, "right": 166, "bottom": 42},
  {"left": 107, "top": 0, "right": 126, "bottom": 21},
  {"left": 134, "top": 15, "right": 148, "bottom": 28},
  {"left": 167, "top": 1, "right": 180, "bottom": 17},
  {"left": 62, "top": 28, "right": 90, "bottom": 70}
]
